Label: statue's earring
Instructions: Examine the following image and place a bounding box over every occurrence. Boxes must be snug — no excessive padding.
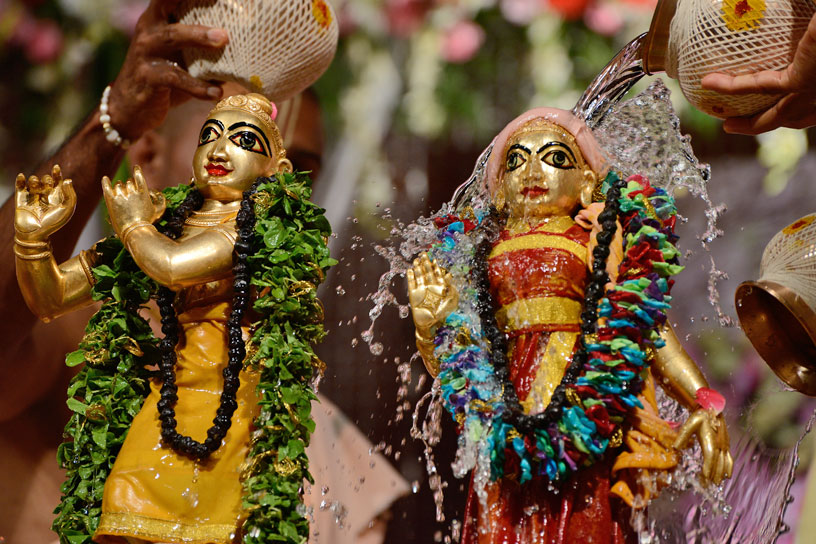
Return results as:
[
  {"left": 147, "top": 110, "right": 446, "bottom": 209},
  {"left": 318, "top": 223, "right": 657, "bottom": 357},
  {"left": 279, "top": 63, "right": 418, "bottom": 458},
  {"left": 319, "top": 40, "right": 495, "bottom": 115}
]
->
[
  {"left": 581, "top": 170, "right": 597, "bottom": 207},
  {"left": 492, "top": 188, "right": 506, "bottom": 212},
  {"left": 277, "top": 158, "right": 294, "bottom": 174}
]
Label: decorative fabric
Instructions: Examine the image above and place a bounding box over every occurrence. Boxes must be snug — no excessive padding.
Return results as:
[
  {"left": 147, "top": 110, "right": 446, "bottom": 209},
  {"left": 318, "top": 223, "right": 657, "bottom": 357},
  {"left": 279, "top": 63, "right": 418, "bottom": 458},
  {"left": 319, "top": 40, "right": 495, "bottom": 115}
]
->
[{"left": 176, "top": 0, "right": 339, "bottom": 102}]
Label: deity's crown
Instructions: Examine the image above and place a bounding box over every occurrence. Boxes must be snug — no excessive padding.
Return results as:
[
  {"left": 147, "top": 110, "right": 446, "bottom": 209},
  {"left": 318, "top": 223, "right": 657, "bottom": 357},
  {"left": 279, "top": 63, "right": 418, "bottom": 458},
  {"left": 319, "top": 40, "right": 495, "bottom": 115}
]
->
[{"left": 209, "top": 93, "right": 286, "bottom": 156}]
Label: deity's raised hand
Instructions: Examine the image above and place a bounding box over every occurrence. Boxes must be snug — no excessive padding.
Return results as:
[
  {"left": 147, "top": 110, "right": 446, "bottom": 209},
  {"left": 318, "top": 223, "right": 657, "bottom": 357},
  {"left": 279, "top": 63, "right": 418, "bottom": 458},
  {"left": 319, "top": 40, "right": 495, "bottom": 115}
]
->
[
  {"left": 407, "top": 253, "right": 458, "bottom": 338},
  {"left": 14, "top": 165, "right": 76, "bottom": 242},
  {"left": 101, "top": 166, "right": 166, "bottom": 239}
]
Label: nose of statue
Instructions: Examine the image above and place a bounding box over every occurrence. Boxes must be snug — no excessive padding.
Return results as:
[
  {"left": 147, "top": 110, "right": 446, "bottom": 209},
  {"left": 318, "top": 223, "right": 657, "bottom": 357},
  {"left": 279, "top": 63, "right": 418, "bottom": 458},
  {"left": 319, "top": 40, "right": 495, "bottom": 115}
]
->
[
  {"left": 528, "top": 159, "right": 545, "bottom": 182},
  {"left": 208, "top": 138, "right": 229, "bottom": 161}
]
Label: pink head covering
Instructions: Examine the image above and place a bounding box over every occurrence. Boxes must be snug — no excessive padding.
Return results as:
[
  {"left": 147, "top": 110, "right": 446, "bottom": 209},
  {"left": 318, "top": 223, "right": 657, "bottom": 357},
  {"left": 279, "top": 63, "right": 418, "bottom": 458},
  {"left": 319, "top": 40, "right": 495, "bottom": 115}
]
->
[{"left": 485, "top": 107, "right": 607, "bottom": 195}]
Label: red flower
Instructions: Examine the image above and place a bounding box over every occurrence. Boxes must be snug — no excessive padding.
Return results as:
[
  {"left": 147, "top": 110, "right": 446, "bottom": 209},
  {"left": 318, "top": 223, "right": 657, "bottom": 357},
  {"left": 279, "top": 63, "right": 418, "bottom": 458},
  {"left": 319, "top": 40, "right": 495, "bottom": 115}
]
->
[{"left": 548, "top": 0, "right": 593, "bottom": 20}]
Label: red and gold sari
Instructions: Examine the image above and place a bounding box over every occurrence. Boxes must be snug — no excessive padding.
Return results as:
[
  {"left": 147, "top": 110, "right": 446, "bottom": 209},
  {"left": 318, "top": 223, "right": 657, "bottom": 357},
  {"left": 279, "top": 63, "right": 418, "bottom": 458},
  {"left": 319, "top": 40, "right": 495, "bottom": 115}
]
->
[{"left": 461, "top": 216, "right": 678, "bottom": 544}]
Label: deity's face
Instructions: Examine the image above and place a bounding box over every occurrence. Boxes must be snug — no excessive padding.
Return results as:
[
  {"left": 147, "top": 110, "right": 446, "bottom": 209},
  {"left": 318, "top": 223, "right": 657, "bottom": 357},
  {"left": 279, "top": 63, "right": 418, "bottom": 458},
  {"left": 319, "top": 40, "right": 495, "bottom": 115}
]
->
[
  {"left": 192, "top": 109, "right": 290, "bottom": 201},
  {"left": 498, "top": 122, "right": 596, "bottom": 218}
]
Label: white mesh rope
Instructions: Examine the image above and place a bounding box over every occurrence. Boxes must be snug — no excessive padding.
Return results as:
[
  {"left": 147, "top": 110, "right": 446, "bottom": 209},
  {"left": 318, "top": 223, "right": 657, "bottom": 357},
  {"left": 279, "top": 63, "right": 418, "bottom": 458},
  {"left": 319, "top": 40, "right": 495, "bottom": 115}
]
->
[
  {"left": 176, "top": 0, "right": 339, "bottom": 103},
  {"left": 759, "top": 214, "right": 816, "bottom": 311},
  {"left": 667, "top": 0, "right": 814, "bottom": 119}
]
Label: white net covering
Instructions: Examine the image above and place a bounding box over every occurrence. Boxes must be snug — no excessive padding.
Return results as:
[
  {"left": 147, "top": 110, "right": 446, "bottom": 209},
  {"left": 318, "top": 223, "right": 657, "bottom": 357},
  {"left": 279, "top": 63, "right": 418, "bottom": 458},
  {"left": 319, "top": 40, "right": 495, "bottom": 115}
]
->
[
  {"left": 759, "top": 214, "right": 816, "bottom": 311},
  {"left": 667, "top": 0, "right": 814, "bottom": 119},
  {"left": 176, "top": 0, "right": 338, "bottom": 103}
]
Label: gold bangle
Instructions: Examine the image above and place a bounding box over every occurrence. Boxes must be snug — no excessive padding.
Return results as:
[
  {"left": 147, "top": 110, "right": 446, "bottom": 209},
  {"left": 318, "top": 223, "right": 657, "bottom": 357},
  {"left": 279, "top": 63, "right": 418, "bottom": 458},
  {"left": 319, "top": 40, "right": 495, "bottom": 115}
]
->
[
  {"left": 78, "top": 249, "right": 98, "bottom": 286},
  {"left": 14, "top": 247, "right": 51, "bottom": 260},
  {"left": 14, "top": 236, "right": 49, "bottom": 249},
  {"left": 119, "top": 221, "right": 153, "bottom": 245},
  {"left": 415, "top": 330, "right": 435, "bottom": 345}
]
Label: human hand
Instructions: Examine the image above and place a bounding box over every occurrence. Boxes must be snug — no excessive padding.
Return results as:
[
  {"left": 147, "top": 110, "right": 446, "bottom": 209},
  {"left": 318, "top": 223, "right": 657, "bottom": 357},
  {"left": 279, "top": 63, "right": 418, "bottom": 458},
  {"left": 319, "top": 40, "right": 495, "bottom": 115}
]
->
[
  {"left": 105, "top": 0, "right": 230, "bottom": 142},
  {"left": 15, "top": 165, "right": 77, "bottom": 243},
  {"left": 407, "top": 253, "right": 458, "bottom": 338},
  {"left": 673, "top": 408, "right": 733, "bottom": 486},
  {"left": 701, "top": 14, "right": 816, "bottom": 134},
  {"left": 102, "top": 166, "right": 166, "bottom": 237}
]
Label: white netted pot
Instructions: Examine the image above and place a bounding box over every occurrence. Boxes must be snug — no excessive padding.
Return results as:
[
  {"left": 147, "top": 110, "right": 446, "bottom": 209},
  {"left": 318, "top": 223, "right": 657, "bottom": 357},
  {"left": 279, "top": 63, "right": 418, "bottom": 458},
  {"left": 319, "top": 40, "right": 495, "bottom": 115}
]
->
[
  {"left": 175, "top": 0, "right": 339, "bottom": 103},
  {"left": 664, "top": 0, "right": 815, "bottom": 119},
  {"left": 736, "top": 214, "right": 816, "bottom": 396}
]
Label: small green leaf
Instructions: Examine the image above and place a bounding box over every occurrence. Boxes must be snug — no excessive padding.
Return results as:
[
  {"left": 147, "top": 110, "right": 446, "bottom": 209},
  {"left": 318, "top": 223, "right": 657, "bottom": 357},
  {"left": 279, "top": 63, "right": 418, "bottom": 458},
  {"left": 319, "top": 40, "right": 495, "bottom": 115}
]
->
[{"left": 66, "top": 350, "right": 86, "bottom": 367}]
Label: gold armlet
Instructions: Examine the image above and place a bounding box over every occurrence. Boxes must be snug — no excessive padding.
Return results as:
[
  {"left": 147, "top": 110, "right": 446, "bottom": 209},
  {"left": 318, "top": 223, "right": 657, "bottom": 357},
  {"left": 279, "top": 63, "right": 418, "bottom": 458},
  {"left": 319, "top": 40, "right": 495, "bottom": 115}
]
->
[
  {"left": 14, "top": 236, "right": 50, "bottom": 249},
  {"left": 211, "top": 225, "right": 238, "bottom": 246},
  {"left": 119, "top": 221, "right": 153, "bottom": 246},
  {"left": 14, "top": 247, "right": 52, "bottom": 260}
]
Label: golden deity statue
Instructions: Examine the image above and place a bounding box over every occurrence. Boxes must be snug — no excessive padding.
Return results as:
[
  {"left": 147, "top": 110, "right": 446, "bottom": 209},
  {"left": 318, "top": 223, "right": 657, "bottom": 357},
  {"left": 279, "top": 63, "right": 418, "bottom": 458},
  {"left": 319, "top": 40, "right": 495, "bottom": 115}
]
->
[
  {"left": 407, "top": 108, "right": 732, "bottom": 543},
  {"left": 14, "top": 93, "right": 325, "bottom": 544}
]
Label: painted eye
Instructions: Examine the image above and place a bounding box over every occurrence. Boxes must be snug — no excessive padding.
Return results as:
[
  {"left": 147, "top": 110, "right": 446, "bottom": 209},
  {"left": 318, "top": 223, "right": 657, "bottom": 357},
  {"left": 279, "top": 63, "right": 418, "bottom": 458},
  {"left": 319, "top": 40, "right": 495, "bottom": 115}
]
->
[
  {"left": 506, "top": 151, "right": 526, "bottom": 171},
  {"left": 229, "top": 131, "right": 267, "bottom": 155},
  {"left": 198, "top": 126, "right": 219, "bottom": 146},
  {"left": 542, "top": 149, "right": 574, "bottom": 169}
]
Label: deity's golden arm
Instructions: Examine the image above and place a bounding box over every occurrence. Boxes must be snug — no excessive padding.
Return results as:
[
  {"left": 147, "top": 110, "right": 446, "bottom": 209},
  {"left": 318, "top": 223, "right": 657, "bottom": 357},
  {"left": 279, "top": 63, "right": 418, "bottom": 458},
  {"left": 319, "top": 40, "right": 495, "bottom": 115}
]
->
[
  {"left": 651, "top": 323, "right": 710, "bottom": 409},
  {"left": 122, "top": 225, "right": 236, "bottom": 291},
  {"left": 15, "top": 249, "right": 96, "bottom": 322}
]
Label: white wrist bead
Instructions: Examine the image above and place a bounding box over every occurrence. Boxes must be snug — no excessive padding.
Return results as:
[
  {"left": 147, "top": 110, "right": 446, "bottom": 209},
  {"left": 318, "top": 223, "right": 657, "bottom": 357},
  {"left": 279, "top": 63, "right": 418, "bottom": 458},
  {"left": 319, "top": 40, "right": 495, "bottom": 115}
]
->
[{"left": 99, "top": 85, "right": 130, "bottom": 149}]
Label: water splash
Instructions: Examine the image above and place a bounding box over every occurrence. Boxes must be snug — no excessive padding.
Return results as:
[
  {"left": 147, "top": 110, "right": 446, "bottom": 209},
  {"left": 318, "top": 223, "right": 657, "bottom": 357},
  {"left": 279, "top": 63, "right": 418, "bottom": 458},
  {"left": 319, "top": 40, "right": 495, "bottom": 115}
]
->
[{"left": 574, "top": 32, "right": 649, "bottom": 129}]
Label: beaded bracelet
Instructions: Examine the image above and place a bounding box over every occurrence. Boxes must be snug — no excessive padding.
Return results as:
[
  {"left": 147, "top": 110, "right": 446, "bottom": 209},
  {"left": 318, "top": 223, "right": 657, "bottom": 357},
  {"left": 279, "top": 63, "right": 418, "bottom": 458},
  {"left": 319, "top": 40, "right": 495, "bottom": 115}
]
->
[{"left": 99, "top": 85, "right": 130, "bottom": 149}]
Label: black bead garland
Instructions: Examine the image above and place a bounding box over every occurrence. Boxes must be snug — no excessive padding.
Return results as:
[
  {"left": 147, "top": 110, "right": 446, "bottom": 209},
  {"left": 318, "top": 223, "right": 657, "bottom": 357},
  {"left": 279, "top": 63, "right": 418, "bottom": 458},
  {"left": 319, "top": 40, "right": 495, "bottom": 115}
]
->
[
  {"left": 154, "top": 180, "right": 262, "bottom": 460},
  {"left": 475, "top": 178, "right": 628, "bottom": 436}
]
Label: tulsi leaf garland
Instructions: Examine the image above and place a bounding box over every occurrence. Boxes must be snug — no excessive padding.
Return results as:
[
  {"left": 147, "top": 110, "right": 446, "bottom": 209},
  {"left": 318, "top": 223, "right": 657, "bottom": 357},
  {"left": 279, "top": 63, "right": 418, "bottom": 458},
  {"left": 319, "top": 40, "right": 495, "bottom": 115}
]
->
[
  {"left": 240, "top": 173, "right": 335, "bottom": 544},
  {"left": 52, "top": 172, "right": 333, "bottom": 544},
  {"left": 426, "top": 173, "right": 682, "bottom": 485}
]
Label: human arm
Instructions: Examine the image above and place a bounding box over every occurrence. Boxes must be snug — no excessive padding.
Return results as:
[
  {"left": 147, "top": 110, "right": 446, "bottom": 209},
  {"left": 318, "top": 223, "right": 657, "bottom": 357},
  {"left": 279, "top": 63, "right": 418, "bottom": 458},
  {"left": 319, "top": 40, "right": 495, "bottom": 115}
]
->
[
  {"left": 102, "top": 168, "right": 236, "bottom": 291},
  {"left": 700, "top": 13, "right": 816, "bottom": 134},
  {"left": 407, "top": 254, "right": 459, "bottom": 377},
  {"left": 652, "top": 323, "right": 733, "bottom": 485}
]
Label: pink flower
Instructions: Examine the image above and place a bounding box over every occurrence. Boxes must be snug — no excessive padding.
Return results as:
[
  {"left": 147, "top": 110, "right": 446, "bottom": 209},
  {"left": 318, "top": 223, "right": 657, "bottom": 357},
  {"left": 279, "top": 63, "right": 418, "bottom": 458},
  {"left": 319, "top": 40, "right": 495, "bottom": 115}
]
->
[
  {"left": 441, "top": 21, "right": 485, "bottom": 64},
  {"left": 500, "top": 0, "right": 546, "bottom": 25},
  {"left": 584, "top": 3, "right": 623, "bottom": 36},
  {"left": 11, "top": 15, "right": 63, "bottom": 64},
  {"left": 695, "top": 387, "right": 726, "bottom": 415},
  {"left": 386, "top": 0, "right": 431, "bottom": 37},
  {"left": 111, "top": 0, "right": 149, "bottom": 36}
]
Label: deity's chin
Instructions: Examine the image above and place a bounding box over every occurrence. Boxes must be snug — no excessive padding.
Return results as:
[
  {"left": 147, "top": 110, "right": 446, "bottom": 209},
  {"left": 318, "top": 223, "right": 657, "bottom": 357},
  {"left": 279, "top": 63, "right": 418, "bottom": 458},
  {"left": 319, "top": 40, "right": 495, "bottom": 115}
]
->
[{"left": 195, "top": 178, "right": 250, "bottom": 202}]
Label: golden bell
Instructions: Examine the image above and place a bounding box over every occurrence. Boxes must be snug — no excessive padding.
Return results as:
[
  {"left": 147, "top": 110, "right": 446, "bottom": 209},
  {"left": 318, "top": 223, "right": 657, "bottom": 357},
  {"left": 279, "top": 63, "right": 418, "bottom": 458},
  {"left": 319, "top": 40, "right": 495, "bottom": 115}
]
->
[{"left": 735, "top": 214, "right": 816, "bottom": 396}]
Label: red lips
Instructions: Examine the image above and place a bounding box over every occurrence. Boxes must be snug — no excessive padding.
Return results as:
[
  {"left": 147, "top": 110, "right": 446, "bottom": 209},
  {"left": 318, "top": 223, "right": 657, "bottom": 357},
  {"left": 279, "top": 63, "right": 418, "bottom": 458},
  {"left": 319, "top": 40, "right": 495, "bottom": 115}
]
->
[
  {"left": 521, "top": 186, "right": 548, "bottom": 197},
  {"left": 206, "top": 163, "right": 231, "bottom": 176}
]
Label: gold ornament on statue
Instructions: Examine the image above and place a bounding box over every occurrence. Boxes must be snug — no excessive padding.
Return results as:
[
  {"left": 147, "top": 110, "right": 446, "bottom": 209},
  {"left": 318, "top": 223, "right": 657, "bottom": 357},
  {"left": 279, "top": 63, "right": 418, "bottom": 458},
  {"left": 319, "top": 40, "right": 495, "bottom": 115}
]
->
[
  {"left": 175, "top": 0, "right": 339, "bottom": 102},
  {"left": 641, "top": 0, "right": 815, "bottom": 118},
  {"left": 736, "top": 214, "right": 816, "bottom": 396}
]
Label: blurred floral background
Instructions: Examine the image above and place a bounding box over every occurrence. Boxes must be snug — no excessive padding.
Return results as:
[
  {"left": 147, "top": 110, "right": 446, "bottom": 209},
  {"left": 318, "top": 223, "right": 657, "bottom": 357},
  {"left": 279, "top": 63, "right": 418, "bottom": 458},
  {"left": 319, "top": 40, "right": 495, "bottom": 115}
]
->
[{"left": 2, "top": 0, "right": 816, "bottom": 542}]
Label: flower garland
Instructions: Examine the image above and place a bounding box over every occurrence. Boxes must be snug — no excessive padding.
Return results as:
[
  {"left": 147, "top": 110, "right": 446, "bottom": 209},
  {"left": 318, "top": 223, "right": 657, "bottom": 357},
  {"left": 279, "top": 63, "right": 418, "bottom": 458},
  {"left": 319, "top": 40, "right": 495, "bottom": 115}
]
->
[
  {"left": 427, "top": 172, "right": 682, "bottom": 484},
  {"left": 52, "top": 172, "right": 333, "bottom": 544}
]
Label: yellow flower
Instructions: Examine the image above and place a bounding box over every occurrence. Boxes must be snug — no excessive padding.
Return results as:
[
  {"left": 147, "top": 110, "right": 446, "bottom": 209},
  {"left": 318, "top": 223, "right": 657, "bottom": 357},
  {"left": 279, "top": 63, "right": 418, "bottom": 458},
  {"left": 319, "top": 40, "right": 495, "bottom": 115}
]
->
[
  {"left": 721, "top": 0, "right": 766, "bottom": 32},
  {"left": 312, "top": 0, "right": 332, "bottom": 31},
  {"left": 782, "top": 215, "right": 816, "bottom": 235}
]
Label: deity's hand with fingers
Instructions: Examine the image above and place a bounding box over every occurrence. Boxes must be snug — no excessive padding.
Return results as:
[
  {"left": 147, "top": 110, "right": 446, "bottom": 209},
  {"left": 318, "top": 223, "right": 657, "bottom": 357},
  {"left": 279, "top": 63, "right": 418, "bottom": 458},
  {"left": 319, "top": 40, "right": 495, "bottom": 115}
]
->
[
  {"left": 101, "top": 166, "right": 166, "bottom": 240},
  {"left": 407, "top": 253, "right": 458, "bottom": 376},
  {"left": 14, "top": 165, "right": 76, "bottom": 243},
  {"left": 674, "top": 406, "right": 733, "bottom": 486}
]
